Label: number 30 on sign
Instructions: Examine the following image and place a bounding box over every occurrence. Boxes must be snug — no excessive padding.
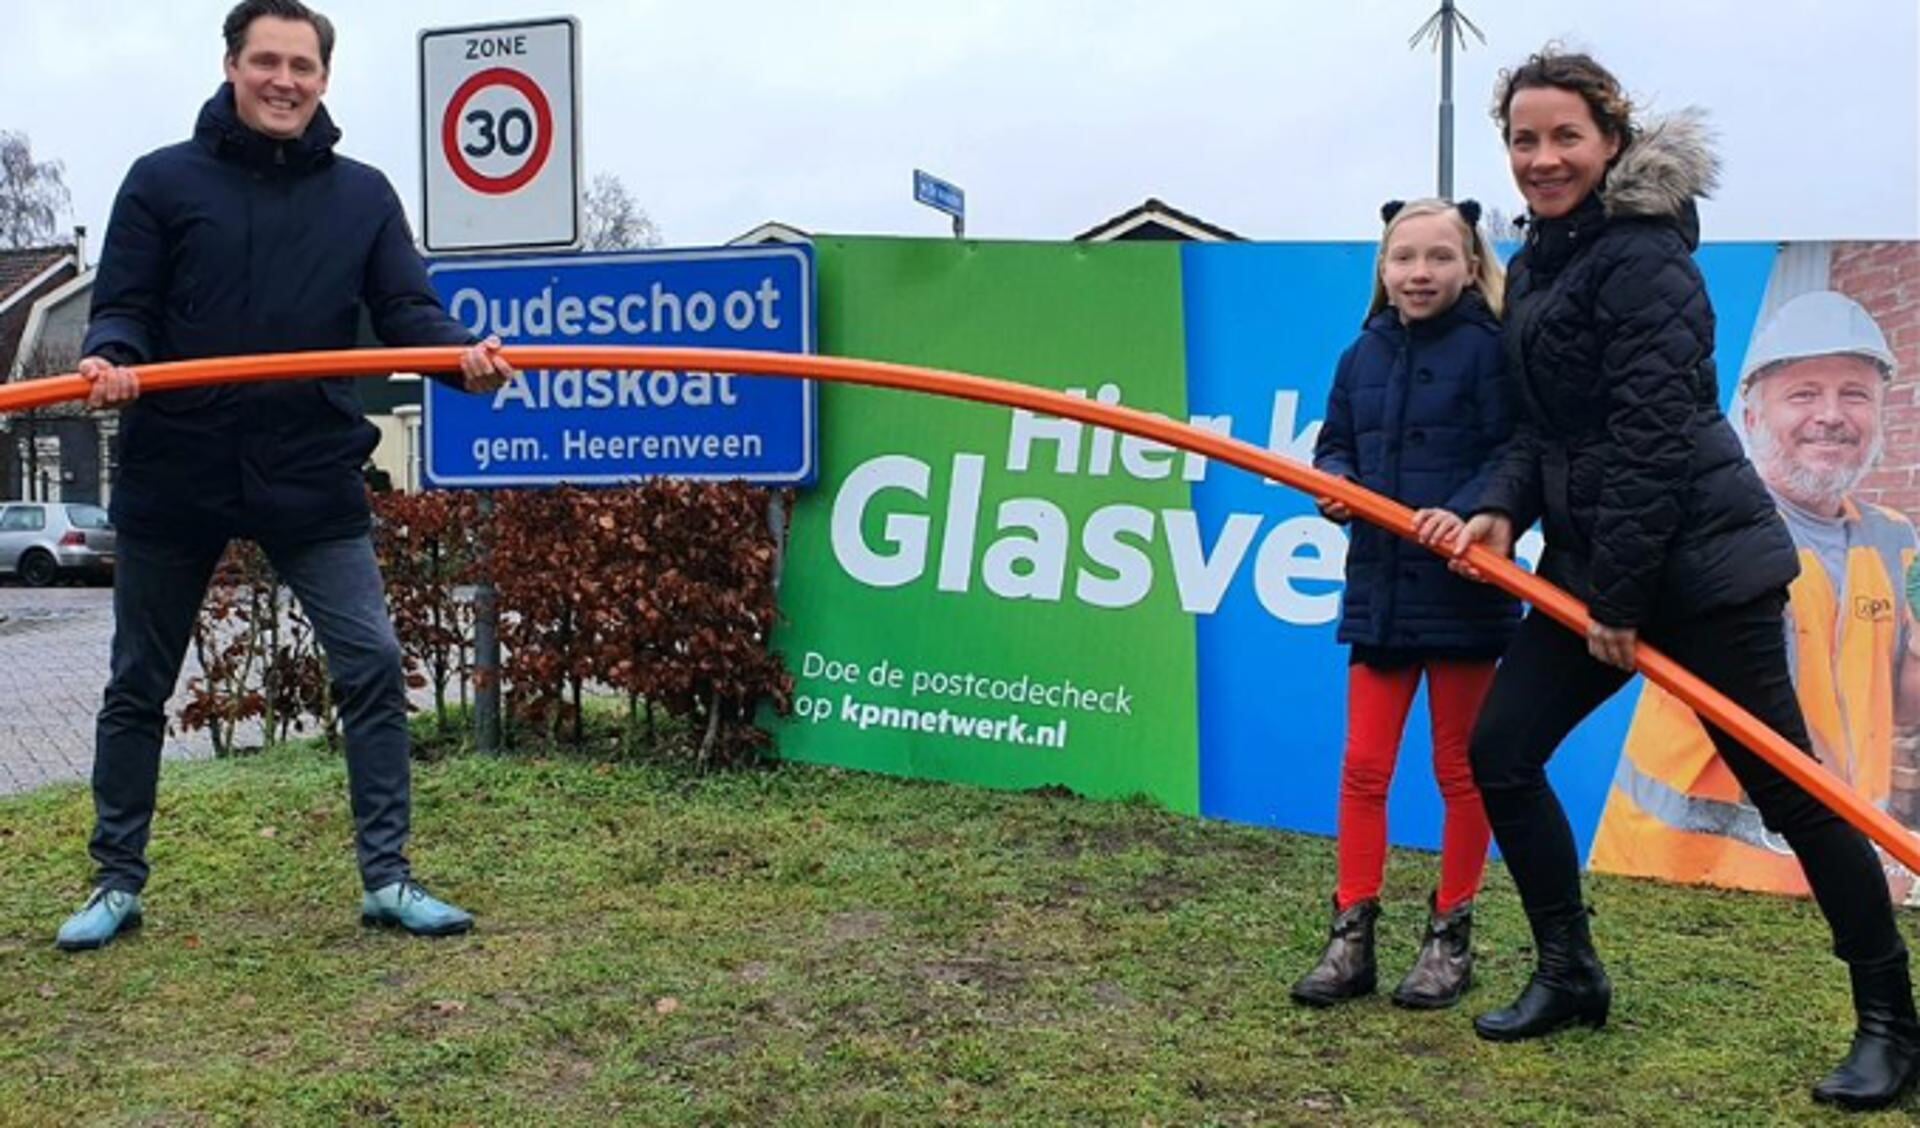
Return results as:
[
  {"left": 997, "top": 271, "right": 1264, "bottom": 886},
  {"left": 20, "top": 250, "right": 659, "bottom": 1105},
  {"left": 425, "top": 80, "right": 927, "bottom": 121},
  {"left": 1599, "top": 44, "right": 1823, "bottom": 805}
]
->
[{"left": 419, "top": 17, "right": 581, "bottom": 253}]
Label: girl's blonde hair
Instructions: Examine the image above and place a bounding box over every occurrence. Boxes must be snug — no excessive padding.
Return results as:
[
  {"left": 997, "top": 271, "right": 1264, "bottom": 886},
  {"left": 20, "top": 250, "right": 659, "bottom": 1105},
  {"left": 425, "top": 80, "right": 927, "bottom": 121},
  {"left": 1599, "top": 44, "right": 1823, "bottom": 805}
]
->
[{"left": 1366, "top": 198, "right": 1506, "bottom": 321}]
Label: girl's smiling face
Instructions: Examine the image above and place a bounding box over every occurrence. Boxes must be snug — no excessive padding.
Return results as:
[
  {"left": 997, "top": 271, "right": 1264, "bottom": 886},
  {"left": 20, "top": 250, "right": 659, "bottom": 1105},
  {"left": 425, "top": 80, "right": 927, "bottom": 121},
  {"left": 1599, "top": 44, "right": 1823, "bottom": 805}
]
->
[{"left": 1382, "top": 212, "right": 1474, "bottom": 322}]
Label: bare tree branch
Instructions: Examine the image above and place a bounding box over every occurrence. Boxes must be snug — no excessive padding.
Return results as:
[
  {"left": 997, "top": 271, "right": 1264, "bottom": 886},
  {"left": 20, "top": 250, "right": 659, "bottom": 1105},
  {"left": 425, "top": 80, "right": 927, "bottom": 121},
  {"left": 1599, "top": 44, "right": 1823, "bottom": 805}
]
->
[
  {"left": 1480, "top": 204, "right": 1524, "bottom": 243},
  {"left": 0, "top": 130, "right": 72, "bottom": 249},
  {"left": 581, "top": 172, "right": 661, "bottom": 252}
]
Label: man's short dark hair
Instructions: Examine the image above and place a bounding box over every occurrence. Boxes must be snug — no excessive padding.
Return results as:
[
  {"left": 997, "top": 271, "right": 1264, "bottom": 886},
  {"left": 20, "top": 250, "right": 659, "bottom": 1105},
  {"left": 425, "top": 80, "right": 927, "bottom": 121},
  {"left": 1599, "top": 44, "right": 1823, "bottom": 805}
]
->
[{"left": 223, "top": 0, "right": 335, "bottom": 70}]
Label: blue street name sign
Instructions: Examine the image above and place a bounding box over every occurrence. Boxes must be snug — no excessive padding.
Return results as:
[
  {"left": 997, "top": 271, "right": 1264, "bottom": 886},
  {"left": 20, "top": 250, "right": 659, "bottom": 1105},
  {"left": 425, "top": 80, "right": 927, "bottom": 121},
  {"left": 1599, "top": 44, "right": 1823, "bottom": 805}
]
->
[
  {"left": 423, "top": 246, "right": 816, "bottom": 487},
  {"left": 913, "top": 169, "right": 965, "bottom": 220}
]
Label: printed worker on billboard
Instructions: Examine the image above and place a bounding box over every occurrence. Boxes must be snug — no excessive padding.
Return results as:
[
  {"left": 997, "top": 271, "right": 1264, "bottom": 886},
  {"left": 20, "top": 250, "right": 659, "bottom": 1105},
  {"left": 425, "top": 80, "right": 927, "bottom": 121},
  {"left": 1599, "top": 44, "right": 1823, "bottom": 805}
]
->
[{"left": 1591, "top": 290, "right": 1920, "bottom": 899}]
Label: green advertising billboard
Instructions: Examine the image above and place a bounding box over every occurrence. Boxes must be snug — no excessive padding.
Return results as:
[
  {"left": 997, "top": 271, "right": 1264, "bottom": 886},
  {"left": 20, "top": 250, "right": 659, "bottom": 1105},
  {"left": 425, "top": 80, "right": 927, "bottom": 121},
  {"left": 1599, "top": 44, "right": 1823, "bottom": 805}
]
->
[{"left": 775, "top": 238, "right": 1200, "bottom": 812}]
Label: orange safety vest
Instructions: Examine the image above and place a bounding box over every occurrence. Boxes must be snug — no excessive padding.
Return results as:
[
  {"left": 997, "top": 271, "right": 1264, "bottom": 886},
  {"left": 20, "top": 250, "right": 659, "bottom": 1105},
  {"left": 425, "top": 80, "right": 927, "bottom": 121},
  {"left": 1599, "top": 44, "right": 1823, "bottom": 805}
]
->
[{"left": 1588, "top": 499, "right": 1916, "bottom": 896}]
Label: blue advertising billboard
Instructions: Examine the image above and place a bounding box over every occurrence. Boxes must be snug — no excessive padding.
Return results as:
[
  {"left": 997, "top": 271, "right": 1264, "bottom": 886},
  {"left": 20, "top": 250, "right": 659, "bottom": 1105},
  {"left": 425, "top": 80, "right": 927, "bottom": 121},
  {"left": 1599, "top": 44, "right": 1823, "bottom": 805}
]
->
[
  {"left": 424, "top": 245, "right": 816, "bottom": 487},
  {"left": 1180, "top": 240, "right": 1779, "bottom": 852}
]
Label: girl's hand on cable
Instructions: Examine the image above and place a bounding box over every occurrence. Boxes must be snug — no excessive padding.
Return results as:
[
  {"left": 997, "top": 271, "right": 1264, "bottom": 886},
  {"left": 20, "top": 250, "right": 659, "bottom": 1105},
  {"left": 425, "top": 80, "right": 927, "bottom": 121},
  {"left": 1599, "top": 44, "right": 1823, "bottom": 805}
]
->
[
  {"left": 1447, "top": 512, "right": 1513, "bottom": 581},
  {"left": 1315, "top": 497, "right": 1352, "bottom": 524},
  {"left": 1412, "top": 507, "right": 1464, "bottom": 548},
  {"left": 1586, "top": 622, "right": 1638, "bottom": 671}
]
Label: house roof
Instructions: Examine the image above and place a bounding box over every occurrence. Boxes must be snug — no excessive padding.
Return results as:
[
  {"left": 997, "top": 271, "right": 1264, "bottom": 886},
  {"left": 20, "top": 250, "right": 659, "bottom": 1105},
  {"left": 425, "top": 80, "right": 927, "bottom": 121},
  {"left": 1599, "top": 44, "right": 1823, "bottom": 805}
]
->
[
  {"left": 9, "top": 268, "right": 94, "bottom": 381},
  {"left": 723, "top": 202, "right": 1247, "bottom": 247},
  {"left": 1073, "top": 198, "right": 1245, "bottom": 243},
  {"left": 2, "top": 248, "right": 80, "bottom": 387},
  {"left": 728, "top": 221, "right": 811, "bottom": 246},
  {"left": 0, "top": 246, "right": 76, "bottom": 310}
]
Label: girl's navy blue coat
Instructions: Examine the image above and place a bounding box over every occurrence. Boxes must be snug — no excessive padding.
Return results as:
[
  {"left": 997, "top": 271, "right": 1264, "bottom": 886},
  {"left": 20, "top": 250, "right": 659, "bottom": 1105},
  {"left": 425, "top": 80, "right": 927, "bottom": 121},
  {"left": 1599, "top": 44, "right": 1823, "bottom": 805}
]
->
[{"left": 1313, "top": 290, "right": 1520, "bottom": 655}]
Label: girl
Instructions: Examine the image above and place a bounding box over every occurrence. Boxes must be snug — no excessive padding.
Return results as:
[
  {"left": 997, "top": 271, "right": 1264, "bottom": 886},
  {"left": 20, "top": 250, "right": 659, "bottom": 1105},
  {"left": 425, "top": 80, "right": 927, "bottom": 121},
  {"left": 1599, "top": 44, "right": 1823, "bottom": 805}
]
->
[
  {"left": 1453, "top": 47, "right": 1919, "bottom": 1111},
  {"left": 1291, "top": 198, "right": 1519, "bottom": 1011}
]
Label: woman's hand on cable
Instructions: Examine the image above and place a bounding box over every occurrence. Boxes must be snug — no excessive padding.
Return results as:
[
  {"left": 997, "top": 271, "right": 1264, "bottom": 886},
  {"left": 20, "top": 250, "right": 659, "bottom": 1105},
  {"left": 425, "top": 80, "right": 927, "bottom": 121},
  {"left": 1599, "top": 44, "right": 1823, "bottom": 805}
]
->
[
  {"left": 1586, "top": 622, "right": 1638, "bottom": 671},
  {"left": 1412, "top": 507, "right": 1464, "bottom": 549},
  {"left": 1447, "top": 512, "right": 1513, "bottom": 581}
]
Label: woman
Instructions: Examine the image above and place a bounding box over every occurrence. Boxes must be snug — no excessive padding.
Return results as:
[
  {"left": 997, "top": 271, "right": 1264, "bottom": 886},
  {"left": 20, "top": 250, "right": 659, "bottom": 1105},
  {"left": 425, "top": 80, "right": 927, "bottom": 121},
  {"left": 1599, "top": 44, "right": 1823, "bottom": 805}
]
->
[{"left": 1453, "top": 47, "right": 1920, "bottom": 1111}]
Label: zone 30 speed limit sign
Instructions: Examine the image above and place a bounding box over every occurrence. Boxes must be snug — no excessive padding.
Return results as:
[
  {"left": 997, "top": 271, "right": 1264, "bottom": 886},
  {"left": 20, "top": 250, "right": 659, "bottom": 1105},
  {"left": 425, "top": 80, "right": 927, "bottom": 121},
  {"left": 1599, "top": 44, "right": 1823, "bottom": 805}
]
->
[{"left": 419, "top": 17, "right": 580, "bottom": 253}]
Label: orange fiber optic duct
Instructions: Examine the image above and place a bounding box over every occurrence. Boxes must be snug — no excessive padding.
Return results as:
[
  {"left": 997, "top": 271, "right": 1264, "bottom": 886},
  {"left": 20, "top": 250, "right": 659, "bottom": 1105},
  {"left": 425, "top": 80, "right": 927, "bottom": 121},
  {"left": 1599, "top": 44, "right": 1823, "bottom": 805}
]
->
[{"left": 8, "top": 345, "right": 1916, "bottom": 872}]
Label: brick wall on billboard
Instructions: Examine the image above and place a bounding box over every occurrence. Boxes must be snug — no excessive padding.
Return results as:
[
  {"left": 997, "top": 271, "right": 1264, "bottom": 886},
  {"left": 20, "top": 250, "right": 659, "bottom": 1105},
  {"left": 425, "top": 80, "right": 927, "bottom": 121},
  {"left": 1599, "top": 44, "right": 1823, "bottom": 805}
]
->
[{"left": 1833, "top": 241, "right": 1920, "bottom": 519}]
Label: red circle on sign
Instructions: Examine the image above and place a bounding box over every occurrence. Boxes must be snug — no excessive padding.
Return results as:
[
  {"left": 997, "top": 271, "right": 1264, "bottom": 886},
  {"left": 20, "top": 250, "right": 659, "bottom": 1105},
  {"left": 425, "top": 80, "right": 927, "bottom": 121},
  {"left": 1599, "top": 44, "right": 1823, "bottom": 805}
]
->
[{"left": 441, "top": 66, "right": 555, "bottom": 195}]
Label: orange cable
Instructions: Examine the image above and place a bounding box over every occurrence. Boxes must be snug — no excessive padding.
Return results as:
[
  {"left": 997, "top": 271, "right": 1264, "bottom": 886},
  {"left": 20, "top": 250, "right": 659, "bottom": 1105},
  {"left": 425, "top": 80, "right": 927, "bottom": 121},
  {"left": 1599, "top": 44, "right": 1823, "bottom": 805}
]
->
[{"left": 10, "top": 345, "right": 1916, "bottom": 871}]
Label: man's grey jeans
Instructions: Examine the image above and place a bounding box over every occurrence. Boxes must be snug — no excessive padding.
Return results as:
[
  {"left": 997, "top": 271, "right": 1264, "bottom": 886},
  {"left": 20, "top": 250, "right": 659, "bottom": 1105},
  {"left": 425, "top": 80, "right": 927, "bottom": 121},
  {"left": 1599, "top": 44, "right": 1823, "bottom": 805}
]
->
[{"left": 90, "top": 531, "right": 413, "bottom": 893}]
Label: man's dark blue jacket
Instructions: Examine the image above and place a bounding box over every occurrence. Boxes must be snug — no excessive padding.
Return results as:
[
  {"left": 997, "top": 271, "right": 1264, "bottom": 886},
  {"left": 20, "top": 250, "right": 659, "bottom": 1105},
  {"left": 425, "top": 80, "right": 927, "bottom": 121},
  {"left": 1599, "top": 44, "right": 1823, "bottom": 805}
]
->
[
  {"left": 84, "top": 84, "right": 473, "bottom": 544},
  {"left": 1312, "top": 290, "right": 1520, "bottom": 656}
]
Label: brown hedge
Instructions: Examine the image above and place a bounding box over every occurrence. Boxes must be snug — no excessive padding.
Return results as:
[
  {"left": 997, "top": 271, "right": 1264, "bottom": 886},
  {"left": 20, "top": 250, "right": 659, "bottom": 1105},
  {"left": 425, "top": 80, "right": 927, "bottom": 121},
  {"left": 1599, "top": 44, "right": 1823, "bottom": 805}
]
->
[{"left": 176, "top": 483, "right": 793, "bottom": 764}]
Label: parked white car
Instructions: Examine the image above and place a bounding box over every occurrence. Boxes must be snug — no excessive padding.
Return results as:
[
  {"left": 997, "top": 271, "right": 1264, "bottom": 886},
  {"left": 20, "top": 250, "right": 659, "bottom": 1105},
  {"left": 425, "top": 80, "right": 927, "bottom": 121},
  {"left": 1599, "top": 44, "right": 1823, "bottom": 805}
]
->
[{"left": 0, "top": 501, "right": 116, "bottom": 586}]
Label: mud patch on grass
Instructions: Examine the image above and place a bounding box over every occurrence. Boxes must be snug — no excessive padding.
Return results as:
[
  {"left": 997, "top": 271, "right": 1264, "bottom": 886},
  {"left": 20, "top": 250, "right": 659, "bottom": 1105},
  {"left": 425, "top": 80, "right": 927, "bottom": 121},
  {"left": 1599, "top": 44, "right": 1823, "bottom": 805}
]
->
[
  {"left": 826, "top": 910, "right": 892, "bottom": 943},
  {"left": 917, "top": 956, "right": 1029, "bottom": 994}
]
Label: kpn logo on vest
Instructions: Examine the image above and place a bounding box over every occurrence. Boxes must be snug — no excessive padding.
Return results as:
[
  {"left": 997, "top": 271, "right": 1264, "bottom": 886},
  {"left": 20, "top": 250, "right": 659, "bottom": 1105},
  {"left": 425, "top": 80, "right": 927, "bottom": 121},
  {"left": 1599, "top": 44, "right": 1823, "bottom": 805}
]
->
[{"left": 1857, "top": 595, "right": 1896, "bottom": 622}]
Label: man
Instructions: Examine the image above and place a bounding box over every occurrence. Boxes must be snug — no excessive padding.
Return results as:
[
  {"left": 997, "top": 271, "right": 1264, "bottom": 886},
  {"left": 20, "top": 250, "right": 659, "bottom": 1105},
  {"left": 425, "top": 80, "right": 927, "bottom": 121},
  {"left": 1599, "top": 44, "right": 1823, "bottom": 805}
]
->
[
  {"left": 56, "top": 0, "right": 516, "bottom": 950},
  {"left": 1590, "top": 290, "right": 1920, "bottom": 897}
]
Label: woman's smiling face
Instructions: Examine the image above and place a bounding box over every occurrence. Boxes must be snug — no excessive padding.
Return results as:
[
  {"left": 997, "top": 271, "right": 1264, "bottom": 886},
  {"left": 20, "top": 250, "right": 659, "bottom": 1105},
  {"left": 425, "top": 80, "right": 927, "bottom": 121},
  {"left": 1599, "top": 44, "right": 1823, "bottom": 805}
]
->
[{"left": 1506, "top": 85, "right": 1621, "bottom": 219}]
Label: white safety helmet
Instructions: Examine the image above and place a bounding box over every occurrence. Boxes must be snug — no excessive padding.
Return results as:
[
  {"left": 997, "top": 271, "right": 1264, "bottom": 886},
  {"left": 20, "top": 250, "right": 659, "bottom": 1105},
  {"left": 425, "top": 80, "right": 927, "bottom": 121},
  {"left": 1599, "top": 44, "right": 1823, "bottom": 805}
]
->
[{"left": 1740, "top": 290, "right": 1897, "bottom": 392}]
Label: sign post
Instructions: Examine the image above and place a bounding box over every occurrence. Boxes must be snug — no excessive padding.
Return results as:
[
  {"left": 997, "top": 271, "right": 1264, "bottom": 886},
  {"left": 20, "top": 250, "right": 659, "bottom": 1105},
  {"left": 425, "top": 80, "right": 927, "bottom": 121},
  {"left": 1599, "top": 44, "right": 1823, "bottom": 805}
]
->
[
  {"left": 426, "top": 249, "right": 816, "bottom": 752},
  {"left": 420, "top": 15, "right": 582, "bottom": 754},
  {"left": 913, "top": 169, "right": 966, "bottom": 238},
  {"left": 419, "top": 18, "right": 581, "bottom": 254}
]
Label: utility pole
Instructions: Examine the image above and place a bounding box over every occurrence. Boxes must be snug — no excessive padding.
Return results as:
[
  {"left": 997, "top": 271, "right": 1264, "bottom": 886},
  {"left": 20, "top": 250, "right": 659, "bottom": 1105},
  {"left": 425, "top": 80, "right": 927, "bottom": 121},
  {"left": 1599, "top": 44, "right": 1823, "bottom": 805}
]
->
[{"left": 1410, "top": 1, "right": 1485, "bottom": 199}]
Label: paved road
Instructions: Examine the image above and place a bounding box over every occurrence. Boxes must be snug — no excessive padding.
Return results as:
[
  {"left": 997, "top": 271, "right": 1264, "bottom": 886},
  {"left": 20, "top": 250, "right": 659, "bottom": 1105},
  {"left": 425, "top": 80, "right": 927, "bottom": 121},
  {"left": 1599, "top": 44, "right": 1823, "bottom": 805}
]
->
[{"left": 0, "top": 584, "right": 234, "bottom": 796}]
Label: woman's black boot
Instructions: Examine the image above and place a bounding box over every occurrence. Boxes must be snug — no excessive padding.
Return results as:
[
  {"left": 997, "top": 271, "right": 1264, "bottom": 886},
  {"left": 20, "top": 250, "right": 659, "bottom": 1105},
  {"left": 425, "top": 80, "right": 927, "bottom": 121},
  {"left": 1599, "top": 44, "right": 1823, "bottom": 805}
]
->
[
  {"left": 1473, "top": 905, "right": 1610, "bottom": 1041},
  {"left": 1812, "top": 952, "right": 1920, "bottom": 1111},
  {"left": 1290, "top": 897, "right": 1379, "bottom": 1007},
  {"left": 1392, "top": 892, "right": 1474, "bottom": 1010}
]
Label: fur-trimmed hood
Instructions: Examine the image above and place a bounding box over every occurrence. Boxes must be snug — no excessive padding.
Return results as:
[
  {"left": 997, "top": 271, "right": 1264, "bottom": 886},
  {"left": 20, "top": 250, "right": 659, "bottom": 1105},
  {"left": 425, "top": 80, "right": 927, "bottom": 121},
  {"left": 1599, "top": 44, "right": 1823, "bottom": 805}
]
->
[{"left": 1602, "top": 107, "right": 1720, "bottom": 221}]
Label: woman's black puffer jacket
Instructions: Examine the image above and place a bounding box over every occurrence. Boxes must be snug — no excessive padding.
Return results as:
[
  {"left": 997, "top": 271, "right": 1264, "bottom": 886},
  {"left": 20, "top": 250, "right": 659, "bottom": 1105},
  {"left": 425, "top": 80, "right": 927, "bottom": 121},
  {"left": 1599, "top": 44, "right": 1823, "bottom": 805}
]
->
[{"left": 1477, "top": 110, "right": 1797, "bottom": 628}]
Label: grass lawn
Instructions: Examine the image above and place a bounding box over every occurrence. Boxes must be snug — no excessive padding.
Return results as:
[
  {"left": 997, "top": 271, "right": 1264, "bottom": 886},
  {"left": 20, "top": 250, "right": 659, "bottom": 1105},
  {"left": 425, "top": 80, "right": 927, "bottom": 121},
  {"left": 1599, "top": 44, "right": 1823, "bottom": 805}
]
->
[{"left": 2, "top": 738, "right": 1915, "bottom": 1126}]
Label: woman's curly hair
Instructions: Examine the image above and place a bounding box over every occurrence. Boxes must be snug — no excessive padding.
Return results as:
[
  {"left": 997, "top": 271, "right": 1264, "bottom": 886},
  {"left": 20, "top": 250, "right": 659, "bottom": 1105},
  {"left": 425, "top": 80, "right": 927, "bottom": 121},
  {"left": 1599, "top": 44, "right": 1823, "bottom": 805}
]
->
[{"left": 1491, "top": 46, "right": 1636, "bottom": 147}]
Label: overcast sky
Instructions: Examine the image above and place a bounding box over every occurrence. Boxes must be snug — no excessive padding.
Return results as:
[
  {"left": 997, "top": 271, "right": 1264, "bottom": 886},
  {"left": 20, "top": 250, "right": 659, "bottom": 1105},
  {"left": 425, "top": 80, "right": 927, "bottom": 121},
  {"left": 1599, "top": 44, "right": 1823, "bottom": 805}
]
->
[{"left": 4, "top": 0, "right": 1916, "bottom": 252}]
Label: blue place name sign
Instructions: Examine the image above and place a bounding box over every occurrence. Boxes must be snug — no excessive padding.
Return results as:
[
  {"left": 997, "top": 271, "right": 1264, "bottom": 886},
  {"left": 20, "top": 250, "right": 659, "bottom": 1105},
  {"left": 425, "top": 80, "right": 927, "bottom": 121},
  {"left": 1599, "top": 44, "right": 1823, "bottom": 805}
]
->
[{"left": 423, "top": 245, "right": 817, "bottom": 487}]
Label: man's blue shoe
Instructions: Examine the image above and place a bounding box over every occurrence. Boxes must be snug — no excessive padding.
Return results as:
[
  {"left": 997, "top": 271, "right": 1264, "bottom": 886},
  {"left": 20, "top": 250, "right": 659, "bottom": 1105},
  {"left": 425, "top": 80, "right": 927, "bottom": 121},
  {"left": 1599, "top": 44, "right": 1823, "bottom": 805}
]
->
[
  {"left": 55, "top": 888, "right": 143, "bottom": 951},
  {"left": 360, "top": 880, "right": 473, "bottom": 937}
]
